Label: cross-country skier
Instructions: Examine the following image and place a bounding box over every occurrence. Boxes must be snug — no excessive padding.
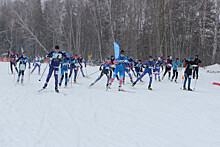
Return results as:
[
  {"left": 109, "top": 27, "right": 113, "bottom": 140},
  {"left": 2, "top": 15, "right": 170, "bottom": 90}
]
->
[
  {"left": 193, "top": 55, "right": 202, "bottom": 79},
  {"left": 134, "top": 59, "right": 142, "bottom": 78},
  {"left": 59, "top": 53, "right": 70, "bottom": 87},
  {"left": 171, "top": 58, "right": 183, "bottom": 82},
  {"left": 162, "top": 56, "right": 173, "bottom": 80},
  {"left": 16, "top": 52, "right": 31, "bottom": 84},
  {"left": 128, "top": 56, "right": 136, "bottom": 77},
  {"left": 182, "top": 56, "right": 196, "bottom": 91},
  {"left": 108, "top": 50, "right": 127, "bottom": 91},
  {"left": 9, "top": 51, "right": 18, "bottom": 74},
  {"left": 109, "top": 55, "right": 119, "bottom": 80},
  {"left": 78, "top": 54, "right": 86, "bottom": 77},
  {"left": 132, "top": 56, "right": 154, "bottom": 90},
  {"left": 90, "top": 58, "right": 111, "bottom": 87},
  {"left": 42, "top": 45, "right": 64, "bottom": 92},
  {"left": 69, "top": 54, "right": 83, "bottom": 83},
  {"left": 31, "top": 54, "right": 42, "bottom": 75},
  {"left": 154, "top": 57, "right": 163, "bottom": 81}
]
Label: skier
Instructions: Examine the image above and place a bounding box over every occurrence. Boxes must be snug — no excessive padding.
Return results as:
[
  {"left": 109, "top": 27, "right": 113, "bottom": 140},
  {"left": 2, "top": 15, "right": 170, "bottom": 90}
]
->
[
  {"left": 109, "top": 55, "right": 119, "bottom": 80},
  {"left": 16, "top": 52, "right": 31, "bottom": 84},
  {"left": 69, "top": 54, "right": 83, "bottom": 83},
  {"left": 132, "top": 56, "right": 154, "bottom": 90},
  {"left": 78, "top": 54, "right": 86, "bottom": 77},
  {"left": 154, "top": 57, "right": 163, "bottom": 81},
  {"left": 134, "top": 59, "right": 142, "bottom": 78},
  {"left": 59, "top": 53, "right": 70, "bottom": 87},
  {"left": 90, "top": 58, "right": 111, "bottom": 87},
  {"left": 171, "top": 58, "right": 183, "bottom": 82},
  {"left": 162, "top": 56, "right": 173, "bottom": 80},
  {"left": 182, "top": 56, "right": 196, "bottom": 91},
  {"left": 108, "top": 50, "right": 127, "bottom": 91},
  {"left": 123, "top": 58, "right": 134, "bottom": 84},
  {"left": 9, "top": 51, "right": 18, "bottom": 74},
  {"left": 128, "top": 56, "right": 136, "bottom": 77},
  {"left": 193, "top": 55, "right": 202, "bottom": 79},
  {"left": 42, "top": 45, "right": 64, "bottom": 92},
  {"left": 31, "top": 54, "right": 42, "bottom": 75}
]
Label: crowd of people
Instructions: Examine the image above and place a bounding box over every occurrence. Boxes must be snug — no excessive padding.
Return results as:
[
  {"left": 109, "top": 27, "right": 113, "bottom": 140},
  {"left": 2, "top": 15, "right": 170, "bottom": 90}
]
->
[{"left": 8, "top": 45, "right": 202, "bottom": 92}]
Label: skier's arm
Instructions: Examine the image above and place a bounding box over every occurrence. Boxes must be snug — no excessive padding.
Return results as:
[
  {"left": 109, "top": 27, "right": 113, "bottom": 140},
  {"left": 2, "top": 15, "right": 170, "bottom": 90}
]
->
[{"left": 16, "top": 56, "right": 22, "bottom": 62}]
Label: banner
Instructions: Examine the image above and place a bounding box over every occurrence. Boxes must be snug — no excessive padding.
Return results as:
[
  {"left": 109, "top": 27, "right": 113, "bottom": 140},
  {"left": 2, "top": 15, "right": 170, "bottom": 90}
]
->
[{"left": 114, "top": 41, "right": 120, "bottom": 59}]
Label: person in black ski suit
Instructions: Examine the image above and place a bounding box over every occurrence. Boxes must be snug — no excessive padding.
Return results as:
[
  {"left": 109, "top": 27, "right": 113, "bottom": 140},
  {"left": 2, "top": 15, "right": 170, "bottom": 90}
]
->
[
  {"left": 162, "top": 56, "right": 173, "bottom": 80},
  {"left": 9, "top": 51, "right": 18, "bottom": 74},
  {"left": 193, "top": 55, "right": 202, "bottom": 79},
  {"left": 183, "top": 56, "right": 197, "bottom": 91}
]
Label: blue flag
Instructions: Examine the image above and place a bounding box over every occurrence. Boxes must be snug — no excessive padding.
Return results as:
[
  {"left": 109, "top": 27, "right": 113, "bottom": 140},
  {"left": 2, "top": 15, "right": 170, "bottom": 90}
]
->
[{"left": 114, "top": 41, "right": 120, "bottom": 59}]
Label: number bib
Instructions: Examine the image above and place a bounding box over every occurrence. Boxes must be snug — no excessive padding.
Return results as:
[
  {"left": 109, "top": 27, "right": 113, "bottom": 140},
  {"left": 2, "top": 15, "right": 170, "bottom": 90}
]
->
[{"left": 20, "top": 64, "right": 25, "bottom": 70}]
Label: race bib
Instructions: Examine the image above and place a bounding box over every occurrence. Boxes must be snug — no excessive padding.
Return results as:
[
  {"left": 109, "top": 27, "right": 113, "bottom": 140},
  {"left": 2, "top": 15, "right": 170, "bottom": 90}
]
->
[
  {"left": 75, "top": 63, "right": 80, "bottom": 66},
  {"left": 20, "top": 64, "right": 25, "bottom": 70}
]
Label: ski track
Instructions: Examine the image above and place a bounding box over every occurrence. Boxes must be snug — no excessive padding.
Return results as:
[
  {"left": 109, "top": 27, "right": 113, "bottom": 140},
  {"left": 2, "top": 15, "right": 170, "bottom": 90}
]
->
[{"left": 0, "top": 62, "right": 220, "bottom": 147}]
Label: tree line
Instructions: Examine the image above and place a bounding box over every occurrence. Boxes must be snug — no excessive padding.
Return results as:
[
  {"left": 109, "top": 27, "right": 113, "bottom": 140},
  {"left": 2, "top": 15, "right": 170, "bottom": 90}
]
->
[{"left": 0, "top": 0, "right": 219, "bottom": 65}]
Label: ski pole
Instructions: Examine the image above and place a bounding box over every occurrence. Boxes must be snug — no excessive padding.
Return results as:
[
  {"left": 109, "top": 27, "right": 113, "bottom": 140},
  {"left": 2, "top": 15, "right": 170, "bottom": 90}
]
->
[
  {"left": 87, "top": 70, "right": 100, "bottom": 77},
  {"left": 39, "top": 63, "right": 49, "bottom": 81},
  {"left": 85, "top": 67, "right": 88, "bottom": 77},
  {"left": 28, "top": 68, "right": 30, "bottom": 84}
]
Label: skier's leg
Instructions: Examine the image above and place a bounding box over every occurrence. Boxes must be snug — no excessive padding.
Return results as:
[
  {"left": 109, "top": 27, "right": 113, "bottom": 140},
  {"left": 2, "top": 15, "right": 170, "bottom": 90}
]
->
[
  {"left": 10, "top": 62, "right": 13, "bottom": 74},
  {"left": 188, "top": 75, "right": 192, "bottom": 89},
  {"left": 171, "top": 69, "right": 175, "bottom": 80},
  {"left": 69, "top": 66, "right": 73, "bottom": 79},
  {"left": 183, "top": 73, "right": 188, "bottom": 88},
  {"left": 74, "top": 67, "right": 78, "bottom": 81},
  {"left": 45, "top": 66, "right": 54, "bottom": 83},
  {"left": 17, "top": 70, "right": 21, "bottom": 81},
  {"left": 196, "top": 68, "right": 199, "bottom": 79},
  {"left": 31, "top": 64, "right": 37, "bottom": 73},
  {"left": 148, "top": 71, "right": 153, "bottom": 86},
  {"left": 21, "top": 71, "right": 24, "bottom": 82},
  {"left": 54, "top": 68, "right": 59, "bottom": 89}
]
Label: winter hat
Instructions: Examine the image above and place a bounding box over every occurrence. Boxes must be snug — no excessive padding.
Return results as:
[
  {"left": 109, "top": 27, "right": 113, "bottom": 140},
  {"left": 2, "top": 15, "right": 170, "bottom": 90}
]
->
[
  {"left": 120, "top": 50, "right": 125, "bottom": 54},
  {"left": 149, "top": 56, "right": 153, "bottom": 59},
  {"left": 176, "top": 58, "right": 179, "bottom": 60},
  {"left": 55, "top": 45, "right": 59, "bottom": 49},
  {"left": 110, "top": 55, "right": 114, "bottom": 58},
  {"left": 74, "top": 54, "right": 78, "bottom": 58}
]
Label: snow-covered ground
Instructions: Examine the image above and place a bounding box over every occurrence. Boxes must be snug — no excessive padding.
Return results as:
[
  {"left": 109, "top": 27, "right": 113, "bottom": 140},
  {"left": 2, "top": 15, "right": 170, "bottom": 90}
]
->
[{"left": 0, "top": 62, "right": 220, "bottom": 147}]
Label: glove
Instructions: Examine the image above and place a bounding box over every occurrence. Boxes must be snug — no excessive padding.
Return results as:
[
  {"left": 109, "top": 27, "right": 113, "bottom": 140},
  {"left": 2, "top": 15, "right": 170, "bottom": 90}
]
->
[
  {"left": 14, "top": 63, "right": 17, "bottom": 66},
  {"left": 99, "top": 67, "right": 102, "bottom": 71},
  {"left": 33, "top": 63, "right": 34, "bottom": 66},
  {"left": 85, "top": 65, "right": 86, "bottom": 68},
  {"left": 29, "top": 66, "right": 31, "bottom": 69}
]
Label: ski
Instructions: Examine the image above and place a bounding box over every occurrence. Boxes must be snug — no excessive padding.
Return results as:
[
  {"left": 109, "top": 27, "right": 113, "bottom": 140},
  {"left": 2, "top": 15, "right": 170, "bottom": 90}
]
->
[
  {"left": 38, "top": 88, "right": 46, "bottom": 92},
  {"left": 180, "top": 88, "right": 194, "bottom": 91}
]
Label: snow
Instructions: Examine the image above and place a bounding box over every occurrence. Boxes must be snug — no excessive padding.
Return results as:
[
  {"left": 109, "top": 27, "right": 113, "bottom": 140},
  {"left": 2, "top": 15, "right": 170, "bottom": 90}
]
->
[{"left": 0, "top": 62, "right": 220, "bottom": 147}]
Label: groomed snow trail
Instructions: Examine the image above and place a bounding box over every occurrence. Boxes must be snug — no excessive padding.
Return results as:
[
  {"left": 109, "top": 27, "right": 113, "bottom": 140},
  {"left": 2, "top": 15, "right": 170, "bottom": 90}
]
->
[{"left": 0, "top": 62, "right": 220, "bottom": 147}]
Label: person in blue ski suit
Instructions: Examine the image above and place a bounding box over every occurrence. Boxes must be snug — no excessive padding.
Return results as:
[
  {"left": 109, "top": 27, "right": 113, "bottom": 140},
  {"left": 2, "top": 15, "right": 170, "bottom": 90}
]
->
[
  {"left": 171, "top": 58, "right": 183, "bottom": 82},
  {"left": 154, "top": 57, "right": 163, "bottom": 81},
  {"left": 132, "top": 56, "right": 155, "bottom": 90},
  {"left": 128, "top": 56, "right": 136, "bottom": 77},
  {"left": 69, "top": 55, "right": 83, "bottom": 83},
  {"left": 90, "top": 59, "right": 111, "bottom": 87},
  {"left": 123, "top": 59, "right": 134, "bottom": 84},
  {"left": 16, "top": 52, "right": 31, "bottom": 83},
  {"left": 59, "top": 53, "right": 70, "bottom": 87},
  {"left": 31, "top": 54, "right": 42, "bottom": 75},
  {"left": 78, "top": 54, "right": 86, "bottom": 77},
  {"left": 134, "top": 59, "right": 142, "bottom": 78},
  {"left": 108, "top": 50, "right": 126, "bottom": 91},
  {"left": 42, "top": 45, "right": 64, "bottom": 92}
]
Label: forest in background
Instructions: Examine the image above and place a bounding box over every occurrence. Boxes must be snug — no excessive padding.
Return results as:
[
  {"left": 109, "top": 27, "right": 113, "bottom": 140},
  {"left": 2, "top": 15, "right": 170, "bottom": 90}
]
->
[{"left": 0, "top": 0, "right": 219, "bottom": 65}]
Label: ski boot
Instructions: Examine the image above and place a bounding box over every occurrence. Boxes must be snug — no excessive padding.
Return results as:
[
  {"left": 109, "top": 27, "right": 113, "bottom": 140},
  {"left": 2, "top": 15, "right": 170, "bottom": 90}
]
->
[
  {"left": 132, "top": 81, "right": 137, "bottom": 86},
  {"left": 21, "top": 79, "right": 24, "bottom": 84},
  {"left": 148, "top": 85, "right": 152, "bottom": 90},
  {"left": 59, "top": 83, "right": 61, "bottom": 87},
  {"left": 159, "top": 79, "right": 161, "bottom": 82},
  {"left": 183, "top": 86, "right": 186, "bottom": 90},
  {"left": 74, "top": 79, "right": 77, "bottom": 83},
  {"left": 118, "top": 86, "right": 123, "bottom": 91},
  {"left": 65, "top": 82, "right": 67, "bottom": 88},
  {"left": 188, "top": 87, "right": 193, "bottom": 91},
  {"left": 83, "top": 75, "right": 85, "bottom": 77},
  {"left": 130, "top": 79, "right": 134, "bottom": 84},
  {"left": 155, "top": 78, "right": 157, "bottom": 81},
  {"left": 107, "top": 83, "right": 111, "bottom": 89},
  {"left": 90, "top": 83, "right": 94, "bottom": 87},
  {"left": 55, "top": 87, "right": 59, "bottom": 93},
  {"left": 122, "top": 81, "right": 125, "bottom": 85},
  {"left": 175, "top": 79, "right": 177, "bottom": 83},
  {"left": 43, "top": 83, "right": 48, "bottom": 89}
]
